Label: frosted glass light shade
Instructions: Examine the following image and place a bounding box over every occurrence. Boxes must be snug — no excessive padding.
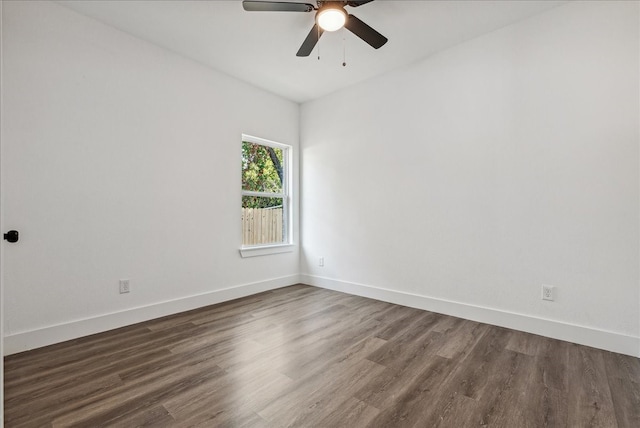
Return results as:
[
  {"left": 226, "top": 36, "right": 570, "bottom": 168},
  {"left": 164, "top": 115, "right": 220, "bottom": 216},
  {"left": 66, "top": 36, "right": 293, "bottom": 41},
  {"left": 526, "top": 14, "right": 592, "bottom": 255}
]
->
[{"left": 317, "top": 7, "right": 347, "bottom": 32}]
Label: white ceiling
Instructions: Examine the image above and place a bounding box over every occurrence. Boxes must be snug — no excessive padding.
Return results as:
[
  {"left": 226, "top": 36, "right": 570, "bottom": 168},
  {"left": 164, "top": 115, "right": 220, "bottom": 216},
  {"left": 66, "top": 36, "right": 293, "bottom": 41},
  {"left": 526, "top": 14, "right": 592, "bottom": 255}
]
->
[{"left": 56, "top": 0, "right": 566, "bottom": 103}]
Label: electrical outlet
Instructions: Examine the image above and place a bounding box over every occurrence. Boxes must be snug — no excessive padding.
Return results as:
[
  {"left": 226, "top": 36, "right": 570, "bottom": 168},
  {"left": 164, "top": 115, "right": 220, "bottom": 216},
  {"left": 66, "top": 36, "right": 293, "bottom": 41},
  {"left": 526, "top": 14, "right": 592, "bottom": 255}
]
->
[
  {"left": 119, "top": 279, "right": 130, "bottom": 294},
  {"left": 542, "top": 285, "right": 555, "bottom": 301},
  {"left": 319, "top": 257, "right": 324, "bottom": 267}
]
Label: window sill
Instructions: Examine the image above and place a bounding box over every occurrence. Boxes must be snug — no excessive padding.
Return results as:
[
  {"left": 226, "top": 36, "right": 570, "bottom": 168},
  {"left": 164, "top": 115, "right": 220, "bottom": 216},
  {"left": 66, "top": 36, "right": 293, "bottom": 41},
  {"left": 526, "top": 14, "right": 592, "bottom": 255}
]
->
[{"left": 239, "top": 244, "right": 295, "bottom": 258}]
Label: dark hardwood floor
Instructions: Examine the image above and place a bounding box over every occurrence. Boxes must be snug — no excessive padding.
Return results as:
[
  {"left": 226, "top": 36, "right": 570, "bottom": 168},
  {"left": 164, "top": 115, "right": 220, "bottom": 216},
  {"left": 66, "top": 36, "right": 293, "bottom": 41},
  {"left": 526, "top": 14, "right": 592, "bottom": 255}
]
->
[{"left": 4, "top": 284, "right": 640, "bottom": 427}]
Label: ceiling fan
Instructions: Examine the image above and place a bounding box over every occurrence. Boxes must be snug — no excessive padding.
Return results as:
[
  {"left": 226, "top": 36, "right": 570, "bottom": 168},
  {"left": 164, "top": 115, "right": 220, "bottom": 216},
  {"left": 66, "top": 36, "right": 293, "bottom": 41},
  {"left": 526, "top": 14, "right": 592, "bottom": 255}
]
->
[{"left": 242, "top": 1, "right": 388, "bottom": 57}]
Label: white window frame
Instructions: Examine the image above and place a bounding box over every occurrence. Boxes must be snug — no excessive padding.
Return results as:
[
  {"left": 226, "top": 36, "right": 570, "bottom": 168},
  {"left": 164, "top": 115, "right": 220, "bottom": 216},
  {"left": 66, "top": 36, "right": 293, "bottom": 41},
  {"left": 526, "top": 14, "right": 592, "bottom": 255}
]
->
[{"left": 240, "top": 134, "right": 293, "bottom": 258}]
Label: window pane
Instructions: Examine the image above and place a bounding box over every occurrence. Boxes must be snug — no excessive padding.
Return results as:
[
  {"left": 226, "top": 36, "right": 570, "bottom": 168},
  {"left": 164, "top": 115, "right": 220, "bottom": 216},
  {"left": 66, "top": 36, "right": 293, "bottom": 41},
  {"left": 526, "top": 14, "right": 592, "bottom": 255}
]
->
[
  {"left": 242, "top": 196, "right": 284, "bottom": 245},
  {"left": 242, "top": 141, "right": 284, "bottom": 193}
]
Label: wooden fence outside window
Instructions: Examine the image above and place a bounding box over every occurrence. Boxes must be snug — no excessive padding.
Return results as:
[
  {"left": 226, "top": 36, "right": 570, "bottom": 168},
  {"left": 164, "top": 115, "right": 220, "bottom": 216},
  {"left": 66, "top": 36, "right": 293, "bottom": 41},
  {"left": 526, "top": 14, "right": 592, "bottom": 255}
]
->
[{"left": 242, "top": 207, "right": 283, "bottom": 245}]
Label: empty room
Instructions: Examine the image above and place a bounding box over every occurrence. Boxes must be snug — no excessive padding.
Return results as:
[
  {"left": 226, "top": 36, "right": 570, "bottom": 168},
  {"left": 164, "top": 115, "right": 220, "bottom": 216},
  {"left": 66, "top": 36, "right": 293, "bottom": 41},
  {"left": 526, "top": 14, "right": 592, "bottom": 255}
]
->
[{"left": 1, "top": 0, "right": 639, "bottom": 426}]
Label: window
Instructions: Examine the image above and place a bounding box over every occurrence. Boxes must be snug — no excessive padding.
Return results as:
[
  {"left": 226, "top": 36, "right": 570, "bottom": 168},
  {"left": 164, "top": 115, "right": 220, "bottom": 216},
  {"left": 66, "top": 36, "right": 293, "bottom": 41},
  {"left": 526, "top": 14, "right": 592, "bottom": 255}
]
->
[{"left": 241, "top": 135, "right": 291, "bottom": 254}]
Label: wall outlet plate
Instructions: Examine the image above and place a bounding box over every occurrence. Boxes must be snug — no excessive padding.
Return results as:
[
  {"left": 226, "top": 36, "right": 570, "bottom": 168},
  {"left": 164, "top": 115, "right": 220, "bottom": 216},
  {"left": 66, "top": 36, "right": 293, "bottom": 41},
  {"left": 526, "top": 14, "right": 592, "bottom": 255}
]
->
[
  {"left": 119, "top": 279, "right": 130, "bottom": 294},
  {"left": 542, "top": 284, "right": 555, "bottom": 301}
]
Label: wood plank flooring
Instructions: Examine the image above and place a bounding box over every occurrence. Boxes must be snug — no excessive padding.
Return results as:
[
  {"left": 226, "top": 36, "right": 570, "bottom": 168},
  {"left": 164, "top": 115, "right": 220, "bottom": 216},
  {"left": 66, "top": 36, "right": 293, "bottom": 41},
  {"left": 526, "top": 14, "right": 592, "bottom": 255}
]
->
[{"left": 4, "top": 284, "right": 640, "bottom": 427}]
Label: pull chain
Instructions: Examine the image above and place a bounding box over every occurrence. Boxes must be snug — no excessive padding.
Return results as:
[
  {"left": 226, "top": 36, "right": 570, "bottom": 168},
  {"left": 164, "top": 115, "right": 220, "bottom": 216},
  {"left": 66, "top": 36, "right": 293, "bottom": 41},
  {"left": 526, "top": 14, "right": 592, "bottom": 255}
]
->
[
  {"left": 342, "top": 30, "right": 347, "bottom": 67},
  {"left": 317, "top": 25, "right": 321, "bottom": 60}
]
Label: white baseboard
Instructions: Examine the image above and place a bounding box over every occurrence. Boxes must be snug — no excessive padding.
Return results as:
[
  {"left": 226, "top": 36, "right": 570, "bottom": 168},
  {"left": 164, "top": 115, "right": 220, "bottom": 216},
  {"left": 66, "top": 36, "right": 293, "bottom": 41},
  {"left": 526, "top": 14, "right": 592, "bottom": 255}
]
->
[
  {"left": 6, "top": 273, "right": 638, "bottom": 358},
  {"left": 4, "top": 274, "right": 300, "bottom": 356},
  {"left": 301, "top": 274, "right": 640, "bottom": 358}
]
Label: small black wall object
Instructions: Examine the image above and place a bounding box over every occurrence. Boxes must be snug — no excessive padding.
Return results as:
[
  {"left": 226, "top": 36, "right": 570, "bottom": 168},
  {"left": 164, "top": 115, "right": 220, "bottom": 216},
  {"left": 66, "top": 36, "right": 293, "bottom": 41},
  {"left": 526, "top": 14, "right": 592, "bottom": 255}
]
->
[{"left": 4, "top": 230, "right": 19, "bottom": 243}]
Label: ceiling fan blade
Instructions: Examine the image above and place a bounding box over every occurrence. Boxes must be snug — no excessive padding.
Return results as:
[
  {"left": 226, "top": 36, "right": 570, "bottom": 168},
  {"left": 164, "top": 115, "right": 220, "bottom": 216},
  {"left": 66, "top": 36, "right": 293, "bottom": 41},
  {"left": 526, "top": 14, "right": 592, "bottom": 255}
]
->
[
  {"left": 346, "top": 0, "right": 375, "bottom": 7},
  {"left": 242, "top": 1, "right": 314, "bottom": 12},
  {"left": 297, "top": 24, "right": 324, "bottom": 57},
  {"left": 344, "top": 14, "right": 387, "bottom": 49}
]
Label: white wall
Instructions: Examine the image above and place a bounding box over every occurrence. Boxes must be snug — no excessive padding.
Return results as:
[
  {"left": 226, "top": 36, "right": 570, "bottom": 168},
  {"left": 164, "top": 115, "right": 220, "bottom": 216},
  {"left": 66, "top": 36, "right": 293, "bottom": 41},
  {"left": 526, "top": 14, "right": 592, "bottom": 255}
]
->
[
  {"left": 2, "top": 0, "right": 638, "bottom": 360},
  {"left": 1, "top": 0, "right": 4, "bottom": 420},
  {"left": 301, "top": 1, "right": 640, "bottom": 356},
  {"left": 1, "top": 0, "right": 299, "bottom": 354}
]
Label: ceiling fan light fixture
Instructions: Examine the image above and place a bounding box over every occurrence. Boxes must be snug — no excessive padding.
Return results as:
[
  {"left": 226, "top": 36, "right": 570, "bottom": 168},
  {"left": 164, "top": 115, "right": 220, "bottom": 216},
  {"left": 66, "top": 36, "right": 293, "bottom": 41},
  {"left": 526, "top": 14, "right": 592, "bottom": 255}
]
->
[{"left": 317, "top": 6, "right": 347, "bottom": 32}]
